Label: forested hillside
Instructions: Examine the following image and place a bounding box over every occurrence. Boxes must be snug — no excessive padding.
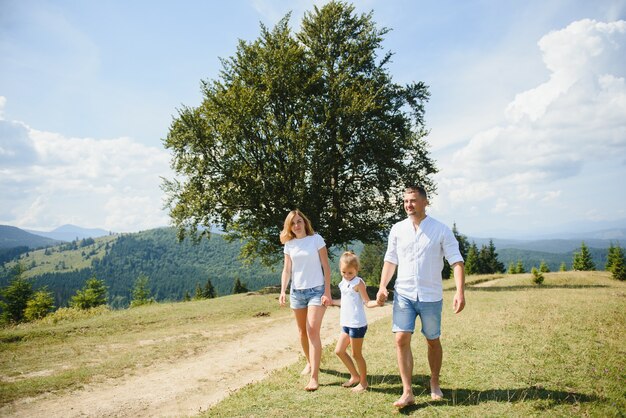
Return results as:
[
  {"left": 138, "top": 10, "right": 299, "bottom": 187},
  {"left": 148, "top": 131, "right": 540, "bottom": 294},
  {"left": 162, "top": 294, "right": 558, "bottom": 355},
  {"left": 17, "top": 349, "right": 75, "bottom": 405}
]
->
[
  {"left": 1, "top": 228, "right": 281, "bottom": 308},
  {"left": 498, "top": 247, "right": 607, "bottom": 272}
]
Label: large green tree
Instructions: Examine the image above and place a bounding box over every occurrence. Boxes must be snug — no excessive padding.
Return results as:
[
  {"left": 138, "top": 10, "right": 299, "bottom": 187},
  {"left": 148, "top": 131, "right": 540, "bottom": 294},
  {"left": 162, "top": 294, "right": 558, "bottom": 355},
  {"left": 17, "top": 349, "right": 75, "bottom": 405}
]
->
[
  {"left": 70, "top": 277, "right": 108, "bottom": 310},
  {"left": 163, "top": 1, "right": 436, "bottom": 265}
]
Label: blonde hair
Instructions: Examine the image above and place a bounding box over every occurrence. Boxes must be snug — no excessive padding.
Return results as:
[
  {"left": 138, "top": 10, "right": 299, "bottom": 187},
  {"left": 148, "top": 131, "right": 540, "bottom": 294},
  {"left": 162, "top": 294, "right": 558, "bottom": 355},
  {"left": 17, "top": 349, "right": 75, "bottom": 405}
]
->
[
  {"left": 280, "top": 209, "right": 315, "bottom": 244},
  {"left": 339, "top": 251, "right": 360, "bottom": 271}
]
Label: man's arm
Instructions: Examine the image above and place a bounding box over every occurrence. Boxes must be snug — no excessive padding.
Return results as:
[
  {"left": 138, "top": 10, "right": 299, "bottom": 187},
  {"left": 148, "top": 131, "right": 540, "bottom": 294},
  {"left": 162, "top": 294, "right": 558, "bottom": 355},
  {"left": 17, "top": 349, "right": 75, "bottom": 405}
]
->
[
  {"left": 452, "top": 261, "right": 465, "bottom": 313},
  {"left": 376, "top": 261, "right": 397, "bottom": 305}
]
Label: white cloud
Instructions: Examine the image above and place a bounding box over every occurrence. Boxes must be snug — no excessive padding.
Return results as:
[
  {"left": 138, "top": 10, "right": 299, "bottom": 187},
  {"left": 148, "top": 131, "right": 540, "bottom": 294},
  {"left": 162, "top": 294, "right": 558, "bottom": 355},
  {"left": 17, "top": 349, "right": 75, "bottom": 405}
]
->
[
  {"left": 0, "top": 99, "right": 172, "bottom": 232},
  {"left": 431, "top": 19, "right": 626, "bottom": 234}
]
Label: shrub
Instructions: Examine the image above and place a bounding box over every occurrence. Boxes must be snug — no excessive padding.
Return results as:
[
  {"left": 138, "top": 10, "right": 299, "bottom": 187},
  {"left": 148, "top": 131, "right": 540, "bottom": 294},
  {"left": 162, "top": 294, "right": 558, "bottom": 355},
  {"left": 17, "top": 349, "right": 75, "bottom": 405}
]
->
[{"left": 531, "top": 267, "right": 544, "bottom": 285}]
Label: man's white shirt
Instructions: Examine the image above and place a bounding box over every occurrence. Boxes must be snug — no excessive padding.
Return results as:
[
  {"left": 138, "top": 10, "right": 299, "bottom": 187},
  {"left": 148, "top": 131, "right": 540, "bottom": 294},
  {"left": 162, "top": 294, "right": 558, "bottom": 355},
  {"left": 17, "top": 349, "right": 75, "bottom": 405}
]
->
[{"left": 384, "top": 216, "right": 463, "bottom": 302}]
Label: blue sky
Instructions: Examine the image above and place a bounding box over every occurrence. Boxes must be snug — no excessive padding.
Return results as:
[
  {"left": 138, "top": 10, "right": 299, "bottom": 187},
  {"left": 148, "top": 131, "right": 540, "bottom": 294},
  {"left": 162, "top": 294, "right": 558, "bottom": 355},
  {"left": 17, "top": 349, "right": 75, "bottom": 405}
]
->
[{"left": 1, "top": 0, "right": 625, "bottom": 238}]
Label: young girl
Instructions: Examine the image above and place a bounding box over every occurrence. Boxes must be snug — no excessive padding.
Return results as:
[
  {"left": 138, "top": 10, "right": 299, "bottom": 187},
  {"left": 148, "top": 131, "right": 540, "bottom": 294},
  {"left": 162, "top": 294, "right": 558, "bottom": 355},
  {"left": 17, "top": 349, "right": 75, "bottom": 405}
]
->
[{"left": 332, "top": 251, "right": 379, "bottom": 393}]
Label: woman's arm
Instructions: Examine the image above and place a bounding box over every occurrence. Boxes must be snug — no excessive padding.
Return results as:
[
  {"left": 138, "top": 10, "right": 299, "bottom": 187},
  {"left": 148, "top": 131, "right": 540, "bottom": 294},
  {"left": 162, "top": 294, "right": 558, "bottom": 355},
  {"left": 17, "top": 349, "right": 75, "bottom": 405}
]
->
[
  {"left": 279, "top": 253, "right": 292, "bottom": 306},
  {"left": 318, "top": 246, "right": 332, "bottom": 306}
]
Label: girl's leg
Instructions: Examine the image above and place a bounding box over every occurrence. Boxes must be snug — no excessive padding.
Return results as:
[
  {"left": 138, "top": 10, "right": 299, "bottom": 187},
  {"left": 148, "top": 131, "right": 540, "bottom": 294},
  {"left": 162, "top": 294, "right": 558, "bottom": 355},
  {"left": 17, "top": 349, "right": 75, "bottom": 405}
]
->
[
  {"left": 304, "top": 305, "right": 326, "bottom": 390},
  {"left": 334, "top": 332, "right": 360, "bottom": 387},
  {"left": 293, "top": 308, "right": 310, "bottom": 374},
  {"left": 350, "top": 337, "right": 368, "bottom": 392}
]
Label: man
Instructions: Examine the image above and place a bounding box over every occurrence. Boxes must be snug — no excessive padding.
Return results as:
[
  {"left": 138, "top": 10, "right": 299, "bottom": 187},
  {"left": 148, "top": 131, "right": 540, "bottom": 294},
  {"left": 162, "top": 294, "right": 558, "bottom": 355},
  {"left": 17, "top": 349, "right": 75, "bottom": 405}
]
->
[{"left": 376, "top": 185, "right": 465, "bottom": 408}]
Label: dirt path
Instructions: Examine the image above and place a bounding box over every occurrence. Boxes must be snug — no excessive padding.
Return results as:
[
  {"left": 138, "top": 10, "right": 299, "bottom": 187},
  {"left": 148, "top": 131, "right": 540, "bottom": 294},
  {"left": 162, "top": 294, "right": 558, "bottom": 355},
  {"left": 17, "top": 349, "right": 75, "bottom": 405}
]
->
[{"left": 3, "top": 304, "right": 392, "bottom": 417}]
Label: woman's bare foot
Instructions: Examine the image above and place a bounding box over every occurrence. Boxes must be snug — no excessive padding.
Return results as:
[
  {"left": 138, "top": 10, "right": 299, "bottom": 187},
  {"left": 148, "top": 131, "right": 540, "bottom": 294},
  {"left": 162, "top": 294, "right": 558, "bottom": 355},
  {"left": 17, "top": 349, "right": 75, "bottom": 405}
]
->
[
  {"left": 304, "top": 378, "right": 319, "bottom": 391},
  {"left": 341, "top": 377, "right": 360, "bottom": 388},
  {"left": 393, "top": 394, "right": 415, "bottom": 408},
  {"left": 351, "top": 383, "right": 368, "bottom": 393},
  {"left": 300, "top": 363, "right": 311, "bottom": 375}
]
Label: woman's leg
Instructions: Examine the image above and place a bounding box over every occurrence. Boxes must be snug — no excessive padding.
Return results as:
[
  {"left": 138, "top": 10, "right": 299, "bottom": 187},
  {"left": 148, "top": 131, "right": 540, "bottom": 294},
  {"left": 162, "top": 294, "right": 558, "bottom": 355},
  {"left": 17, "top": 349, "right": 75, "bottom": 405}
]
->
[
  {"left": 334, "top": 332, "right": 359, "bottom": 386},
  {"left": 350, "top": 337, "right": 368, "bottom": 392},
  {"left": 304, "top": 305, "right": 326, "bottom": 390},
  {"left": 293, "top": 308, "right": 310, "bottom": 374}
]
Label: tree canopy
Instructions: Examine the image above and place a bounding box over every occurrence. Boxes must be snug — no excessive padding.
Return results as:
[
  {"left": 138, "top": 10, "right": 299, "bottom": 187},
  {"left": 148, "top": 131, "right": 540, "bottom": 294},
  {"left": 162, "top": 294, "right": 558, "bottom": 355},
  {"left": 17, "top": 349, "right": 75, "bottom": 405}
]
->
[{"left": 163, "top": 1, "right": 436, "bottom": 265}]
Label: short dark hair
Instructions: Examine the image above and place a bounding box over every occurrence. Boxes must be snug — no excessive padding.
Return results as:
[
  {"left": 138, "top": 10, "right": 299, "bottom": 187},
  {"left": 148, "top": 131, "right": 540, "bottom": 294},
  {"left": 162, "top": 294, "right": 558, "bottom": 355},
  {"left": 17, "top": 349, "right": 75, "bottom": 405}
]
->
[{"left": 404, "top": 185, "right": 428, "bottom": 199}]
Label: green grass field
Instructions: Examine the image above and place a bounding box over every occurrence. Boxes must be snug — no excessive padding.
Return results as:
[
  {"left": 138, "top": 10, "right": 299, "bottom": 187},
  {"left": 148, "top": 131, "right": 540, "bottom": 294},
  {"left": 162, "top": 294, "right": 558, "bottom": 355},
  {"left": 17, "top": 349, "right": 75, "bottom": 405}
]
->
[
  {"left": 206, "top": 271, "right": 626, "bottom": 417},
  {"left": 0, "top": 292, "right": 290, "bottom": 405},
  {"left": 1, "top": 271, "right": 624, "bottom": 416}
]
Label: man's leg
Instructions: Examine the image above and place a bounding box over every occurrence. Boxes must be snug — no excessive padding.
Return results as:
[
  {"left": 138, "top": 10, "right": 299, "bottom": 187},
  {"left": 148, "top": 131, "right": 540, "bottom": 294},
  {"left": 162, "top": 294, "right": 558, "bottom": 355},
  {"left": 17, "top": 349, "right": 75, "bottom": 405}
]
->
[
  {"left": 427, "top": 337, "right": 443, "bottom": 400},
  {"left": 394, "top": 331, "right": 415, "bottom": 406}
]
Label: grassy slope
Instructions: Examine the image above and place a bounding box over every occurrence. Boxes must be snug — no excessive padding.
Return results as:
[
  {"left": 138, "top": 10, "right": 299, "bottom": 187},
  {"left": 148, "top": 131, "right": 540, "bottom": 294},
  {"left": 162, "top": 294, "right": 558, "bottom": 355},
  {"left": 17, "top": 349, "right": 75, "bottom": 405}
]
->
[
  {"left": 0, "top": 292, "right": 289, "bottom": 405},
  {"left": 6, "top": 235, "right": 117, "bottom": 279},
  {"left": 206, "top": 271, "right": 625, "bottom": 417},
  {"left": 1, "top": 272, "right": 623, "bottom": 416}
]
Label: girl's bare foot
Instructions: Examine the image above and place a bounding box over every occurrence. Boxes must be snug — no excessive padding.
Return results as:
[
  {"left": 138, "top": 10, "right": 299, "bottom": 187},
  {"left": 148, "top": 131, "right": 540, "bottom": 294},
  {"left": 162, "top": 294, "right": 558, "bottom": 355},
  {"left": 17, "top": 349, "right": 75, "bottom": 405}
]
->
[
  {"left": 300, "top": 363, "right": 311, "bottom": 375},
  {"left": 351, "top": 383, "right": 368, "bottom": 393},
  {"left": 304, "top": 378, "right": 319, "bottom": 391},
  {"left": 341, "top": 377, "right": 360, "bottom": 387}
]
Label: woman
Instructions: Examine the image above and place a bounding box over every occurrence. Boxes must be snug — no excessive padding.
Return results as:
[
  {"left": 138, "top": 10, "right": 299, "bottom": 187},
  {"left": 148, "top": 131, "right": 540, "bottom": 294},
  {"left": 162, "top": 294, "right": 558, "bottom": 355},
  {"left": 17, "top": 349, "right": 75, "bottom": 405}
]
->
[{"left": 279, "top": 209, "right": 332, "bottom": 391}]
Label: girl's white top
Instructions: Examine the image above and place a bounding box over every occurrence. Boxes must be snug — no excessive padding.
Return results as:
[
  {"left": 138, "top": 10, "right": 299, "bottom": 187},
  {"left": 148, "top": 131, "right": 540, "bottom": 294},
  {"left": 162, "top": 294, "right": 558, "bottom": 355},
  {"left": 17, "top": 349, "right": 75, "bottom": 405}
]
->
[
  {"left": 339, "top": 276, "right": 367, "bottom": 328},
  {"left": 283, "top": 233, "right": 326, "bottom": 290}
]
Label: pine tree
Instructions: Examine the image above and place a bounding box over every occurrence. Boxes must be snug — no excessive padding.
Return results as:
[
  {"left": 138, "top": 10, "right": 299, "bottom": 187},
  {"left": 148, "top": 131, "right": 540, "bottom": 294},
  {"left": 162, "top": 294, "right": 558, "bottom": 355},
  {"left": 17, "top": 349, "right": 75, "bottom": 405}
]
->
[
  {"left": 515, "top": 260, "right": 526, "bottom": 274},
  {"left": 24, "top": 288, "right": 55, "bottom": 321},
  {"left": 572, "top": 241, "right": 596, "bottom": 271},
  {"left": 70, "top": 277, "right": 108, "bottom": 310},
  {"left": 507, "top": 262, "right": 516, "bottom": 274},
  {"left": 194, "top": 283, "right": 203, "bottom": 300},
  {"left": 465, "top": 242, "right": 480, "bottom": 275},
  {"left": 0, "top": 263, "right": 33, "bottom": 323},
  {"left": 203, "top": 278, "right": 216, "bottom": 299},
  {"left": 559, "top": 262, "right": 567, "bottom": 272},
  {"left": 608, "top": 245, "right": 626, "bottom": 281},
  {"left": 183, "top": 291, "right": 191, "bottom": 302},
  {"left": 606, "top": 242, "right": 617, "bottom": 271},
  {"left": 531, "top": 267, "right": 544, "bottom": 285},
  {"left": 233, "top": 277, "right": 249, "bottom": 294},
  {"left": 482, "top": 239, "right": 504, "bottom": 274},
  {"left": 539, "top": 260, "right": 550, "bottom": 273},
  {"left": 130, "top": 274, "right": 153, "bottom": 308}
]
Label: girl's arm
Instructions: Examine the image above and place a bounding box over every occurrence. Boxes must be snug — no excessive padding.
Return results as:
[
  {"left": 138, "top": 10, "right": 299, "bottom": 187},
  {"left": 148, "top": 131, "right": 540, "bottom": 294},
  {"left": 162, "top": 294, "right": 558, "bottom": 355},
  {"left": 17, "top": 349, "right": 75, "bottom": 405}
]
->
[
  {"left": 356, "top": 279, "right": 378, "bottom": 308},
  {"left": 331, "top": 298, "right": 341, "bottom": 307},
  {"left": 318, "top": 246, "right": 332, "bottom": 306},
  {"left": 279, "top": 254, "right": 292, "bottom": 306}
]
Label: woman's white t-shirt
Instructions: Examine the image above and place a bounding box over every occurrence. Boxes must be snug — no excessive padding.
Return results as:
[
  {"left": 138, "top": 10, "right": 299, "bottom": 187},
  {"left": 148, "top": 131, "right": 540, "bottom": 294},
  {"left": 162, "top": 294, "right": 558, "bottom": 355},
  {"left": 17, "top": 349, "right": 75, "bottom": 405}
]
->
[
  {"left": 283, "top": 233, "right": 326, "bottom": 290},
  {"left": 339, "top": 276, "right": 367, "bottom": 328}
]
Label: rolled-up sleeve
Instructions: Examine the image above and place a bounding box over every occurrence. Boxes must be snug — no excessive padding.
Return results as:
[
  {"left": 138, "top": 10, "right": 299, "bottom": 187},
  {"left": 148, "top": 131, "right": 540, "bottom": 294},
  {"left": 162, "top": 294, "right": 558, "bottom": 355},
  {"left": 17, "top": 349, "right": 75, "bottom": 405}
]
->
[
  {"left": 384, "top": 225, "right": 399, "bottom": 265},
  {"left": 442, "top": 228, "right": 463, "bottom": 265}
]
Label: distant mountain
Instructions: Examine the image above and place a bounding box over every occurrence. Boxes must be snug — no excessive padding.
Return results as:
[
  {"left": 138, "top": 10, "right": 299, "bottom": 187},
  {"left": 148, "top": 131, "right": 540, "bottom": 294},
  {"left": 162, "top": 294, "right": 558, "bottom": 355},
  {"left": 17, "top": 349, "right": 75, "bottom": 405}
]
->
[
  {"left": 0, "top": 225, "right": 63, "bottom": 249},
  {"left": 26, "top": 224, "right": 111, "bottom": 242},
  {"left": 468, "top": 234, "right": 624, "bottom": 254}
]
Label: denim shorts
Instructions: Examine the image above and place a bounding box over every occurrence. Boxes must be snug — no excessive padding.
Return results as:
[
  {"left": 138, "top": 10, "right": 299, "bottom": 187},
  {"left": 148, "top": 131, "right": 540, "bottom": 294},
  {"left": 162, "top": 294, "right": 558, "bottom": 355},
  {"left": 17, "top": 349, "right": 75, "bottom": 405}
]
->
[
  {"left": 392, "top": 293, "right": 443, "bottom": 339},
  {"left": 342, "top": 325, "right": 368, "bottom": 339},
  {"left": 290, "top": 284, "right": 325, "bottom": 309}
]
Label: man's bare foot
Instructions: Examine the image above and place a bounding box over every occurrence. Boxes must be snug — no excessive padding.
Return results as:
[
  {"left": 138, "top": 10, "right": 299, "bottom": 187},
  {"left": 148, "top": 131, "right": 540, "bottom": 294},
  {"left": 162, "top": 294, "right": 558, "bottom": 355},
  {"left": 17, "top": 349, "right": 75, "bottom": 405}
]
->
[
  {"left": 300, "top": 363, "right": 311, "bottom": 375},
  {"left": 393, "top": 394, "right": 415, "bottom": 408},
  {"left": 430, "top": 382, "right": 444, "bottom": 400},
  {"left": 341, "top": 377, "right": 359, "bottom": 387},
  {"left": 351, "top": 383, "right": 368, "bottom": 393},
  {"left": 304, "top": 378, "right": 319, "bottom": 391}
]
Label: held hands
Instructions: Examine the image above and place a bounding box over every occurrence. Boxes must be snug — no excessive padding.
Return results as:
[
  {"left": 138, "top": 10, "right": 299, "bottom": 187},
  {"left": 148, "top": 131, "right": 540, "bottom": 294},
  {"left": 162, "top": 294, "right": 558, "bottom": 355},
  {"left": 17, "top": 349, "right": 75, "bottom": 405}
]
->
[
  {"left": 376, "top": 288, "right": 388, "bottom": 306},
  {"left": 321, "top": 291, "right": 332, "bottom": 307}
]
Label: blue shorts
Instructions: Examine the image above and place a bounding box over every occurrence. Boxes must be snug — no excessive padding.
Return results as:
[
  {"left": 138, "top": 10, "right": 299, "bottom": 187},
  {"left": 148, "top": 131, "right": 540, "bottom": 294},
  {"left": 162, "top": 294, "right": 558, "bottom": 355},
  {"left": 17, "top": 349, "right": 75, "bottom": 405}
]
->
[
  {"left": 392, "top": 293, "right": 443, "bottom": 339},
  {"left": 290, "top": 284, "right": 325, "bottom": 309},
  {"left": 342, "top": 325, "right": 368, "bottom": 338}
]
